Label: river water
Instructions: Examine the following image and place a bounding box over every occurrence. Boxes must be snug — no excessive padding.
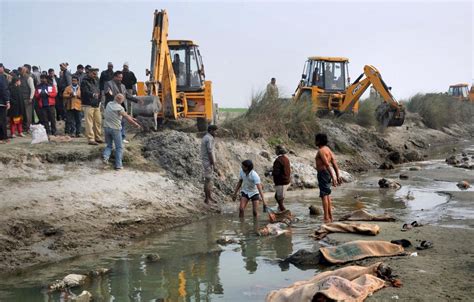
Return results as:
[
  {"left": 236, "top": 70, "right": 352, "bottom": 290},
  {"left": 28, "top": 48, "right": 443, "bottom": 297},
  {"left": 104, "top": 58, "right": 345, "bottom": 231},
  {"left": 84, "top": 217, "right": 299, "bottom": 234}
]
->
[{"left": 1, "top": 145, "right": 473, "bottom": 301}]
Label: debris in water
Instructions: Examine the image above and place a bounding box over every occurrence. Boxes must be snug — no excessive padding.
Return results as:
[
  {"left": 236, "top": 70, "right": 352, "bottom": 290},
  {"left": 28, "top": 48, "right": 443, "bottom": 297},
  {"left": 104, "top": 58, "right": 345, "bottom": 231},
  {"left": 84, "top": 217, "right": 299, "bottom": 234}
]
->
[
  {"left": 146, "top": 253, "right": 160, "bottom": 262},
  {"left": 216, "top": 236, "right": 238, "bottom": 245},
  {"left": 457, "top": 180, "right": 471, "bottom": 190},
  {"left": 309, "top": 205, "right": 321, "bottom": 216},
  {"left": 378, "top": 178, "right": 401, "bottom": 189},
  {"left": 399, "top": 173, "right": 409, "bottom": 179}
]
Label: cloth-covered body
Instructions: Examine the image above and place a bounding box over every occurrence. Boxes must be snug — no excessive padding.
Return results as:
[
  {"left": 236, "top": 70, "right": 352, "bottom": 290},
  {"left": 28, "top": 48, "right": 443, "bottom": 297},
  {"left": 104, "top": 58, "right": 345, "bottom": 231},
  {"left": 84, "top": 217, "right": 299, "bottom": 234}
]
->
[
  {"left": 320, "top": 240, "right": 405, "bottom": 264},
  {"left": 339, "top": 210, "right": 395, "bottom": 222},
  {"left": 313, "top": 222, "right": 380, "bottom": 240},
  {"left": 266, "top": 262, "right": 386, "bottom": 302}
]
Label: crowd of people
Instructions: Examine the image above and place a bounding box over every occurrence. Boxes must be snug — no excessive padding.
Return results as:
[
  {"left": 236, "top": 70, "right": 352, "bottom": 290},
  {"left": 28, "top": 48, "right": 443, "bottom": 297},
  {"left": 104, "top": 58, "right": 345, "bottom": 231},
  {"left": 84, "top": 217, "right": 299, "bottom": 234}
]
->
[
  {"left": 0, "top": 62, "right": 139, "bottom": 145},
  {"left": 0, "top": 62, "right": 143, "bottom": 170}
]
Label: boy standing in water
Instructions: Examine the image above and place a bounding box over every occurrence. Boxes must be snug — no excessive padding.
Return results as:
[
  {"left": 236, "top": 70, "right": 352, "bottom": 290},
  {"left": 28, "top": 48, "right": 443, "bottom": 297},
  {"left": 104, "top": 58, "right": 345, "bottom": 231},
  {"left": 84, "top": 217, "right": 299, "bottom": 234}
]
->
[
  {"left": 233, "top": 160, "right": 267, "bottom": 218},
  {"left": 315, "top": 133, "right": 342, "bottom": 223}
]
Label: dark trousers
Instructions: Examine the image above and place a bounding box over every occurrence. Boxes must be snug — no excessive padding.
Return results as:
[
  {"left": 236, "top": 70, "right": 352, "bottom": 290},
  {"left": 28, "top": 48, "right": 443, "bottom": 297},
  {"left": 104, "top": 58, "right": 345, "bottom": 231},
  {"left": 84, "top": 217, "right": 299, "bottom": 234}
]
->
[
  {"left": 55, "top": 97, "right": 66, "bottom": 121},
  {"left": 39, "top": 106, "right": 57, "bottom": 135},
  {"left": 0, "top": 106, "right": 7, "bottom": 140},
  {"left": 66, "top": 109, "right": 82, "bottom": 135}
]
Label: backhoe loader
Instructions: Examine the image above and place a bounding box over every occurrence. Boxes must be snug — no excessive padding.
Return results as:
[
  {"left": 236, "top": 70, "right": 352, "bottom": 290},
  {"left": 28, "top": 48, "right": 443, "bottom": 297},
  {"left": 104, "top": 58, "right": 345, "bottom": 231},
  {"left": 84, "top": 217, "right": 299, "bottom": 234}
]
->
[
  {"left": 448, "top": 83, "right": 474, "bottom": 102},
  {"left": 293, "top": 56, "right": 405, "bottom": 127},
  {"left": 135, "top": 9, "right": 215, "bottom": 131}
]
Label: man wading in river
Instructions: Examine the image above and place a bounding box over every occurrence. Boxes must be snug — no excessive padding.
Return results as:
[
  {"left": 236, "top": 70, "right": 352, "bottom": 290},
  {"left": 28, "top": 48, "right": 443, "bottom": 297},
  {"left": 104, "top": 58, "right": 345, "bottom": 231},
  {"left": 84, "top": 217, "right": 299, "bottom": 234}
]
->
[
  {"left": 201, "top": 124, "right": 218, "bottom": 204},
  {"left": 233, "top": 160, "right": 268, "bottom": 218},
  {"left": 272, "top": 145, "right": 291, "bottom": 211},
  {"left": 315, "top": 133, "right": 342, "bottom": 223}
]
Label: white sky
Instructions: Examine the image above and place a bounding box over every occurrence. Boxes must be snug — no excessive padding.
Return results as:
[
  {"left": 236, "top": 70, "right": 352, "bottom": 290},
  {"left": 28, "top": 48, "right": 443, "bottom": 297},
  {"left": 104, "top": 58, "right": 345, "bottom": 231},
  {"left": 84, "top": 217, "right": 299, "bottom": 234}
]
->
[{"left": 1, "top": 0, "right": 472, "bottom": 107}]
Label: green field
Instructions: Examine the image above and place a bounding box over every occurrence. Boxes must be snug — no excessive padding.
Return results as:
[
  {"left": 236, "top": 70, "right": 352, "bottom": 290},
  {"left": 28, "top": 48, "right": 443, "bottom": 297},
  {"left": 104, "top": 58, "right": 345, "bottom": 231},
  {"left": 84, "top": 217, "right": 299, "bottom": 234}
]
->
[{"left": 219, "top": 108, "right": 248, "bottom": 113}]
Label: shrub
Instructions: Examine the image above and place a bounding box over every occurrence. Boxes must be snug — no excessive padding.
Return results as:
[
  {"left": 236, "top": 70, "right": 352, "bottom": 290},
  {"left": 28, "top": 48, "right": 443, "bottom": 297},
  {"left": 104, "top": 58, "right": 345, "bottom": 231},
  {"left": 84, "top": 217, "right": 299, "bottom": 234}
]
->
[
  {"left": 222, "top": 92, "right": 320, "bottom": 145},
  {"left": 407, "top": 93, "right": 474, "bottom": 129},
  {"left": 355, "top": 97, "right": 378, "bottom": 127}
]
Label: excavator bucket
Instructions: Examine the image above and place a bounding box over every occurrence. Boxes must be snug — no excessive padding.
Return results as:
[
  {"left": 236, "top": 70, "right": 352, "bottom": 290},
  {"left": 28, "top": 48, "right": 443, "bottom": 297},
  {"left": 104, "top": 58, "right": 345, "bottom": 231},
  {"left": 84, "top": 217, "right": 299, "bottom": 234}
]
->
[{"left": 375, "top": 103, "right": 405, "bottom": 127}]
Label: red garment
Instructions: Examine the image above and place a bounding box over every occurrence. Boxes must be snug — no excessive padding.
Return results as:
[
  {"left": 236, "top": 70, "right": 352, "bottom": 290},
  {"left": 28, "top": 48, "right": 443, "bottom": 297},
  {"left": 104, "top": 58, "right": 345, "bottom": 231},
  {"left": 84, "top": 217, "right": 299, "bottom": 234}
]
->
[
  {"left": 10, "top": 116, "right": 23, "bottom": 135},
  {"left": 34, "top": 84, "right": 57, "bottom": 108},
  {"left": 273, "top": 155, "right": 291, "bottom": 185}
]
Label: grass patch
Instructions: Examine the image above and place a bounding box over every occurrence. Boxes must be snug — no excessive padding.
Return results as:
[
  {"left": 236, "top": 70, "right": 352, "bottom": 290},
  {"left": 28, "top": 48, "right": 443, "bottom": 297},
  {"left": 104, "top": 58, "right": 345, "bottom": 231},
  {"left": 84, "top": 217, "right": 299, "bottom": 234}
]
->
[
  {"left": 222, "top": 92, "right": 319, "bottom": 145},
  {"left": 3, "top": 176, "right": 33, "bottom": 184},
  {"left": 220, "top": 108, "right": 248, "bottom": 113},
  {"left": 355, "top": 97, "right": 379, "bottom": 127},
  {"left": 46, "top": 175, "right": 63, "bottom": 181},
  {"left": 407, "top": 93, "right": 474, "bottom": 129},
  {"left": 267, "top": 136, "right": 284, "bottom": 147},
  {"left": 336, "top": 97, "right": 379, "bottom": 128}
]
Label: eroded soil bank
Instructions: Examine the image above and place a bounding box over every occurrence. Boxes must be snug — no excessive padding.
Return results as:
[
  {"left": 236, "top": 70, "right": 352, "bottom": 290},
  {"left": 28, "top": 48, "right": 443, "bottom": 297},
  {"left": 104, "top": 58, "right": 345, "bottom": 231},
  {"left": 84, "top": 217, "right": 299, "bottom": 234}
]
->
[{"left": 0, "top": 114, "right": 472, "bottom": 275}]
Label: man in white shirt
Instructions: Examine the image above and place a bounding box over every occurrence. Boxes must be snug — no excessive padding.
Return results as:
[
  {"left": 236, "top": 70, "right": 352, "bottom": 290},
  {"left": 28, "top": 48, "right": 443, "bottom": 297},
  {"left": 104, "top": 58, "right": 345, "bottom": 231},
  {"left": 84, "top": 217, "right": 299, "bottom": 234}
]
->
[{"left": 232, "top": 160, "right": 268, "bottom": 218}]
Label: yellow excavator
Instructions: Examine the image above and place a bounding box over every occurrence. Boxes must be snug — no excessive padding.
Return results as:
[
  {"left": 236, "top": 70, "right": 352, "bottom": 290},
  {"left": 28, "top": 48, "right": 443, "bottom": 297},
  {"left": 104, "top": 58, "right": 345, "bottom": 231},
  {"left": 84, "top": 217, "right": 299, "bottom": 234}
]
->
[
  {"left": 135, "top": 9, "right": 215, "bottom": 131},
  {"left": 293, "top": 56, "right": 405, "bottom": 127},
  {"left": 447, "top": 83, "right": 474, "bottom": 102}
]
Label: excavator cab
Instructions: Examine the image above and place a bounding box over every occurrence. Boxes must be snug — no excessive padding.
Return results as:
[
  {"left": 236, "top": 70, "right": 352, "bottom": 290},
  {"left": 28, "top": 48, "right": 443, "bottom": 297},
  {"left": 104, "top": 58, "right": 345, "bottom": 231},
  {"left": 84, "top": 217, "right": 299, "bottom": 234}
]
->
[
  {"left": 169, "top": 40, "right": 205, "bottom": 91},
  {"left": 448, "top": 84, "right": 469, "bottom": 101},
  {"left": 301, "top": 57, "right": 349, "bottom": 92}
]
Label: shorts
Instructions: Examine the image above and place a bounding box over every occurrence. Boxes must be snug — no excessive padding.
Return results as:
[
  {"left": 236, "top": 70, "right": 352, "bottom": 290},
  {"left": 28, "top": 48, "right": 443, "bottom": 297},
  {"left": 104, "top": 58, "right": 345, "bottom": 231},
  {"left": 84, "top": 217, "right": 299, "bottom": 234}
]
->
[
  {"left": 203, "top": 164, "right": 213, "bottom": 181},
  {"left": 241, "top": 192, "right": 260, "bottom": 201},
  {"left": 275, "top": 184, "right": 289, "bottom": 200},
  {"left": 317, "top": 169, "right": 332, "bottom": 197}
]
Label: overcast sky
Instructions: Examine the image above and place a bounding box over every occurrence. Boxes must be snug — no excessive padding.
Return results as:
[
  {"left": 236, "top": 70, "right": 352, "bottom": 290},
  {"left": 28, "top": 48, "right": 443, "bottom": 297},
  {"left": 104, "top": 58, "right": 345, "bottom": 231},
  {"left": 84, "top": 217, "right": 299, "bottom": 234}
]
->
[{"left": 1, "top": 0, "right": 472, "bottom": 107}]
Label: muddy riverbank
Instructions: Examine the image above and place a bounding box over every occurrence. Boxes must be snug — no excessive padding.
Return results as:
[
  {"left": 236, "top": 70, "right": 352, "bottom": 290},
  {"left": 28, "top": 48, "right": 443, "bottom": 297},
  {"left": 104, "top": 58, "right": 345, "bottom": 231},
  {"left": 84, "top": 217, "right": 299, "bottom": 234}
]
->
[
  {"left": 0, "top": 154, "right": 473, "bottom": 301},
  {"left": 0, "top": 116, "right": 472, "bottom": 277}
]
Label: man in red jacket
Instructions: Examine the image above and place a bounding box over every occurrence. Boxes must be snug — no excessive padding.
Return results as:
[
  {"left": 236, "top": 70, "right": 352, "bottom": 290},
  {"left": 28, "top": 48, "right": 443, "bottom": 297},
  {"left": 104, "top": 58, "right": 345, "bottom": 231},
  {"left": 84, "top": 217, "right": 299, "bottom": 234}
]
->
[
  {"left": 272, "top": 145, "right": 291, "bottom": 211},
  {"left": 34, "top": 74, "right": 57, "bottom": 135}
]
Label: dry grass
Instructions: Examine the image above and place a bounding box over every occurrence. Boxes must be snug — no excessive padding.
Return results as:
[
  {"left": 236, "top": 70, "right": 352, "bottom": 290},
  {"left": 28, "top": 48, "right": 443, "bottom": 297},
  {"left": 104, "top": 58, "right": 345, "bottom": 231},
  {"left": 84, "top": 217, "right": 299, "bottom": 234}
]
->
[
  {"left": 222, "top": 92, "right": 319, "bottom": 145},
  {"left": 407, "top": 93, "right": 474, "bottom": 129}
]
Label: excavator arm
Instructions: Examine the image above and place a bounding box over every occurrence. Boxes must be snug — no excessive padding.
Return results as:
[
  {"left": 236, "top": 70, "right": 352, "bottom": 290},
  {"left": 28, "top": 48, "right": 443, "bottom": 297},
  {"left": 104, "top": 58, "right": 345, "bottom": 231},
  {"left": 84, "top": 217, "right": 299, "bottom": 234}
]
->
[
  {"left": 149, "top": 9, "right": 178, "bottom": 119},
  {"left": 341, "top": 65, "right": 405, "bottom": 127}
]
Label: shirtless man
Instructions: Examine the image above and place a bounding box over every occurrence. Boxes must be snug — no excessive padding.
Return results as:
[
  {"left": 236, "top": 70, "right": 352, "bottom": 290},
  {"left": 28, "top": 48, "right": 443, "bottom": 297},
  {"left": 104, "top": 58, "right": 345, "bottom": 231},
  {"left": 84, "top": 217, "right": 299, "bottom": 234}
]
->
[{"left": 315, "top": 133, "right": 342, "bottom": 223}]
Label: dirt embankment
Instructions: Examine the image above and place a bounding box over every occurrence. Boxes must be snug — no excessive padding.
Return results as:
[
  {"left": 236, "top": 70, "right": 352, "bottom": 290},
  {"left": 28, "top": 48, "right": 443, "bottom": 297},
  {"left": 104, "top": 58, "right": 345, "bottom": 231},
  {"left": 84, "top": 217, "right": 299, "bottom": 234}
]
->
[{"left": 0, "top": 112, "right": 472, "bottom": 274}]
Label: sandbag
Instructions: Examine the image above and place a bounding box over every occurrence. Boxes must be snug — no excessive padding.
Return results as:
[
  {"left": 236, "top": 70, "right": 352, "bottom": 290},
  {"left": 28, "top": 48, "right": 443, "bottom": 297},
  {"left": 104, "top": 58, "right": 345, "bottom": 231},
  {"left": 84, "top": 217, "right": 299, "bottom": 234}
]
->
[
  {"left": 266, "top": 262, "right": 384, "bottom": 302},
  {"left": 313, "top": 222, "right": 380, "bottom": 240},
  {"left": 339, "top": 209, "right": 395, "bottom": 222},
  {"left": 30, "top": 124, "right": 49, "bottom": 144},
  {"left": 320, "top": 240, "right": 405, "bottom": 264}
]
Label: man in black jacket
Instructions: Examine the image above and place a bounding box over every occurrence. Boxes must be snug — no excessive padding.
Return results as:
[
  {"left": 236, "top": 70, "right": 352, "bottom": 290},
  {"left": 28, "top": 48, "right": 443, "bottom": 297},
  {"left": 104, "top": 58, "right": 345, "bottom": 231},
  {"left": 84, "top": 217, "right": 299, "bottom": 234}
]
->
[
  {"left": 122, "top": 62, "right": 137, "bottom": 101},
  {"left": 0, "top": 70, "right": 10, "bottom": 142},
  {"left": 81, "top": 68, "right": 103, "bottom": 145},
  {"left": 57, "top": 63, "right": 71, "bottom": 121},
  {"left": 99, "top": 62, "right": 114, "bottom": 97}
]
